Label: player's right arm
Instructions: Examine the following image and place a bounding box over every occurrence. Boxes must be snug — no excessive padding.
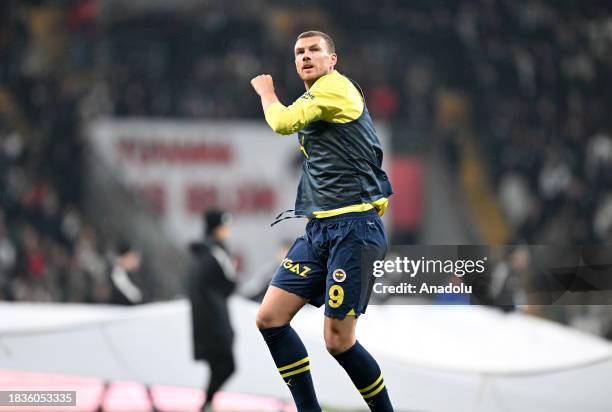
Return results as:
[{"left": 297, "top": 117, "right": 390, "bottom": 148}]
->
[
  {"left": 250, "top": 73, "right": 344, "bottom": 135},
  {"left": 250, "top": 74, "right": 280, "bottom": 113},
  {"left": 263, "top": 97, "right": 324, "bottom": 135}
]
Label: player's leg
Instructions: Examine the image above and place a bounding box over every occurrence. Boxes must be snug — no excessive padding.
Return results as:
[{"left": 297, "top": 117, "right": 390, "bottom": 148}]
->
[
  {"left": 323, "top": 211, "right": 394, "bottom": 411},
  {"left": 323, "top": 313, "right": 356, "bottom": 355},
  {"left": 324, "top": 316, "right": 393, "bottom": 411},
  {"left": 256, "top": 285, "right": 308, "bottom": 329},
  {"left": 256, "top": 235, "right": 327, "bottom": 412},
  {"left": 257, "top": 288, "right": 321, "bottom": 412}
]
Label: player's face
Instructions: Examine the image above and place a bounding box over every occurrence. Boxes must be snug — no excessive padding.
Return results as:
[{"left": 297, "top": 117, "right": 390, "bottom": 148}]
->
[{"left": 294, "top": 36, "right": 337, "bottom": 84}]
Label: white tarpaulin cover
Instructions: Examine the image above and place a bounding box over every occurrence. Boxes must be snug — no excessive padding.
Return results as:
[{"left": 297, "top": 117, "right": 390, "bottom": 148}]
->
[{"left": 1, "top": 299, "right": 611, "bottom": 411}]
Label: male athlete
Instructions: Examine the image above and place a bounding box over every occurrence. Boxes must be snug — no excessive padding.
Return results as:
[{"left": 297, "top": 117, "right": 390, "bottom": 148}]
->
[{"left": 251, "top": 31, "right": 394, "bottom": 412}]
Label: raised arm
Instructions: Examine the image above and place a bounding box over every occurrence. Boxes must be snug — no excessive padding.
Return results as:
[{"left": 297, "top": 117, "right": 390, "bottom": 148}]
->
[
  {"left": 251, "top": 74, "right": 327, "bottom": 135},
  {"left": 250, "top": 74, "right": 280, "bottom": 113}
]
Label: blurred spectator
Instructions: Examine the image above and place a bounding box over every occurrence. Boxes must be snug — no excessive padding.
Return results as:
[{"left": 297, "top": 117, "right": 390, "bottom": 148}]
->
[
  {"left": 188, "top": 209, "right": 237, "bottom": 411},
  {"left": 498, "top": 172, "right": 535, "bottom": 230},
  {"left": 0, "top": 213, "right": 17, "bottom": 300},
  {"left": 488, "top": 246, "right": 531, "bottom": 312},
  {"left": 109, "top": 241, "right": 144, "bottom": 305}
]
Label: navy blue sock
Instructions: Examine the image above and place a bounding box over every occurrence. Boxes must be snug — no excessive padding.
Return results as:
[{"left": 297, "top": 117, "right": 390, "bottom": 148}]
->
[
  {"left": 259, "top": 325, "right": 321, "bottom": 412},
  {"left": 333, "top": 341, "right": 394, "bottom": 412}
]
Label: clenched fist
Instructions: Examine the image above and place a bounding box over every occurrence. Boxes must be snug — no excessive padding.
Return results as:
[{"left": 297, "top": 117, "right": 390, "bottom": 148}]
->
[{"left": 250, "top": 74, "right": 275, "bottom": 97}]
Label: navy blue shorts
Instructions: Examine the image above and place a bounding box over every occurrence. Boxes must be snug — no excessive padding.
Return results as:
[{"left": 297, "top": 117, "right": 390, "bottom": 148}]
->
[{"left": 270, "top": 209, "right": 388, "bottom": 319}]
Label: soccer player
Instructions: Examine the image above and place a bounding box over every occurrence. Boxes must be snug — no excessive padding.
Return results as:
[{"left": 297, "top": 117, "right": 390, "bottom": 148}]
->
[{"left": 251, "top": 31, "right": 394, "bottom": 412}]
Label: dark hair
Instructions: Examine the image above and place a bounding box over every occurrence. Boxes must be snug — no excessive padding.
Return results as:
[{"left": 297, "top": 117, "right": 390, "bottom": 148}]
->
[
  {"left": 116, "top": 239, "right": 133, "bottom": 256},
  {"left": 203, "top": 208, "right": 231, "bottom": 236},
  {"left": 297, "top": 30, "right": 335, "bottom": 54}
]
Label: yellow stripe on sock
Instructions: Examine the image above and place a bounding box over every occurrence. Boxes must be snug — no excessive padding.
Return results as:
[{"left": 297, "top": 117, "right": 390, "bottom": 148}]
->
[
  {"left": 280, "top": 365, "right": 311, "bottom": 378},
  {"left": 359, "top": 373, "right": 383, "bottom": 394},
  {"left": 278, "top": 357, "right": 309, "bottom": 372},
  {"left": 363, "top": 382, "right": 386, "bottom": 399}
]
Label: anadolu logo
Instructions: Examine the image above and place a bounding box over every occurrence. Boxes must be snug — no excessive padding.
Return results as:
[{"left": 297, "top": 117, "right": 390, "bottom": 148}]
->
[{"left": 332, "top": 269, "right": 347, "bottom": 283}]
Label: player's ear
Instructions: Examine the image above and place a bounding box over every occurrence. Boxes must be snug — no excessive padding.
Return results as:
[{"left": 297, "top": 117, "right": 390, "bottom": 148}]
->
[{"left": 330, "top": 53, "right": 337, "bottom": 67}]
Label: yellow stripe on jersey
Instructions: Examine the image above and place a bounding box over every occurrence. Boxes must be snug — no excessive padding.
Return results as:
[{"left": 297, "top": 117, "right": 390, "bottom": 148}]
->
[
  {"left": 312, "top": 197, "right": 389, "bottom": 218},
  {"left": 278, "top": 356, "right": 309, "bottom": 372},
  {"left": 264, "top": 70, "right": 364, "bottom": 135}
]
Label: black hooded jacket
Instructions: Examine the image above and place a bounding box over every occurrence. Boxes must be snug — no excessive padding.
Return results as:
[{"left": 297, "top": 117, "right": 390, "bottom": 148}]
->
[{"left": 187, "top": 238, "right": 236, "bottom": 360}]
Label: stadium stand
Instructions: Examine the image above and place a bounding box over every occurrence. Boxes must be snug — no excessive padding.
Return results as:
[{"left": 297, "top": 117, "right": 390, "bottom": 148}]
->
[{"left": 1, "top": 0, "right": 611, "bottom": 331}]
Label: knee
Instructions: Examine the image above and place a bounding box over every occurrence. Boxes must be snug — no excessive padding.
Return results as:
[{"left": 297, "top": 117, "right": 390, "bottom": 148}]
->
[
  {"left": 256, "top": 307, "right": 282, "bottom": 329},
  {"left": 324, "top": 329, "right": 355, "bottom": 355}
]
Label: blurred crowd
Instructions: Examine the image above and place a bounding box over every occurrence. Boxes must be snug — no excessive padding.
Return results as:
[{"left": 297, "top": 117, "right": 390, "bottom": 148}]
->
[
  {"left": 466, "top": 1, "right": 612, "bottom": 245},
  {"left": 2, "top": 0, "right": 612, "bottom": 313},
  {"left": 101, "top": 0, "right": 612, "bottom": 246},
  {"left": 0, "top": 0, "right": 117, "bottom": 303},
  {"left": 103, "top": 0, "right": 447, "bottom": 126}
]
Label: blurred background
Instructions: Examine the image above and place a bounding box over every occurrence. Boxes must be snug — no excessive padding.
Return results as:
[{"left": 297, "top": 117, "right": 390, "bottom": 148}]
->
[{"left": 1, "top": 0, "right": 612, "bottom": 411}]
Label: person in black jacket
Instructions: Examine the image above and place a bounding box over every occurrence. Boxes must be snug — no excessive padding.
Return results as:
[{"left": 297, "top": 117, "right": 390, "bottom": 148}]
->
[
  {"left": 188, "top": 209, "right": 236, "bottom": 412},
  {"left": 109, "top": 241, "right": 144, "bottom": 305}
]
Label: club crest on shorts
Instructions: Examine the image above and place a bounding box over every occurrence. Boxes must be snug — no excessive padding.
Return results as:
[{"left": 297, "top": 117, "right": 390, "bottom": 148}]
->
[{"left": 332, "top": 268, "right": 347, "bottom": 283}]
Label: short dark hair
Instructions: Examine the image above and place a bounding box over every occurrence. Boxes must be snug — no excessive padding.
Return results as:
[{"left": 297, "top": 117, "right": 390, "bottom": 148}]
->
[
  {"left": 116, "top": 239, "right": 133, "bottom": 256},
  {"left": 296, "top": 30, "right": 335, "bottom": 54}
]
